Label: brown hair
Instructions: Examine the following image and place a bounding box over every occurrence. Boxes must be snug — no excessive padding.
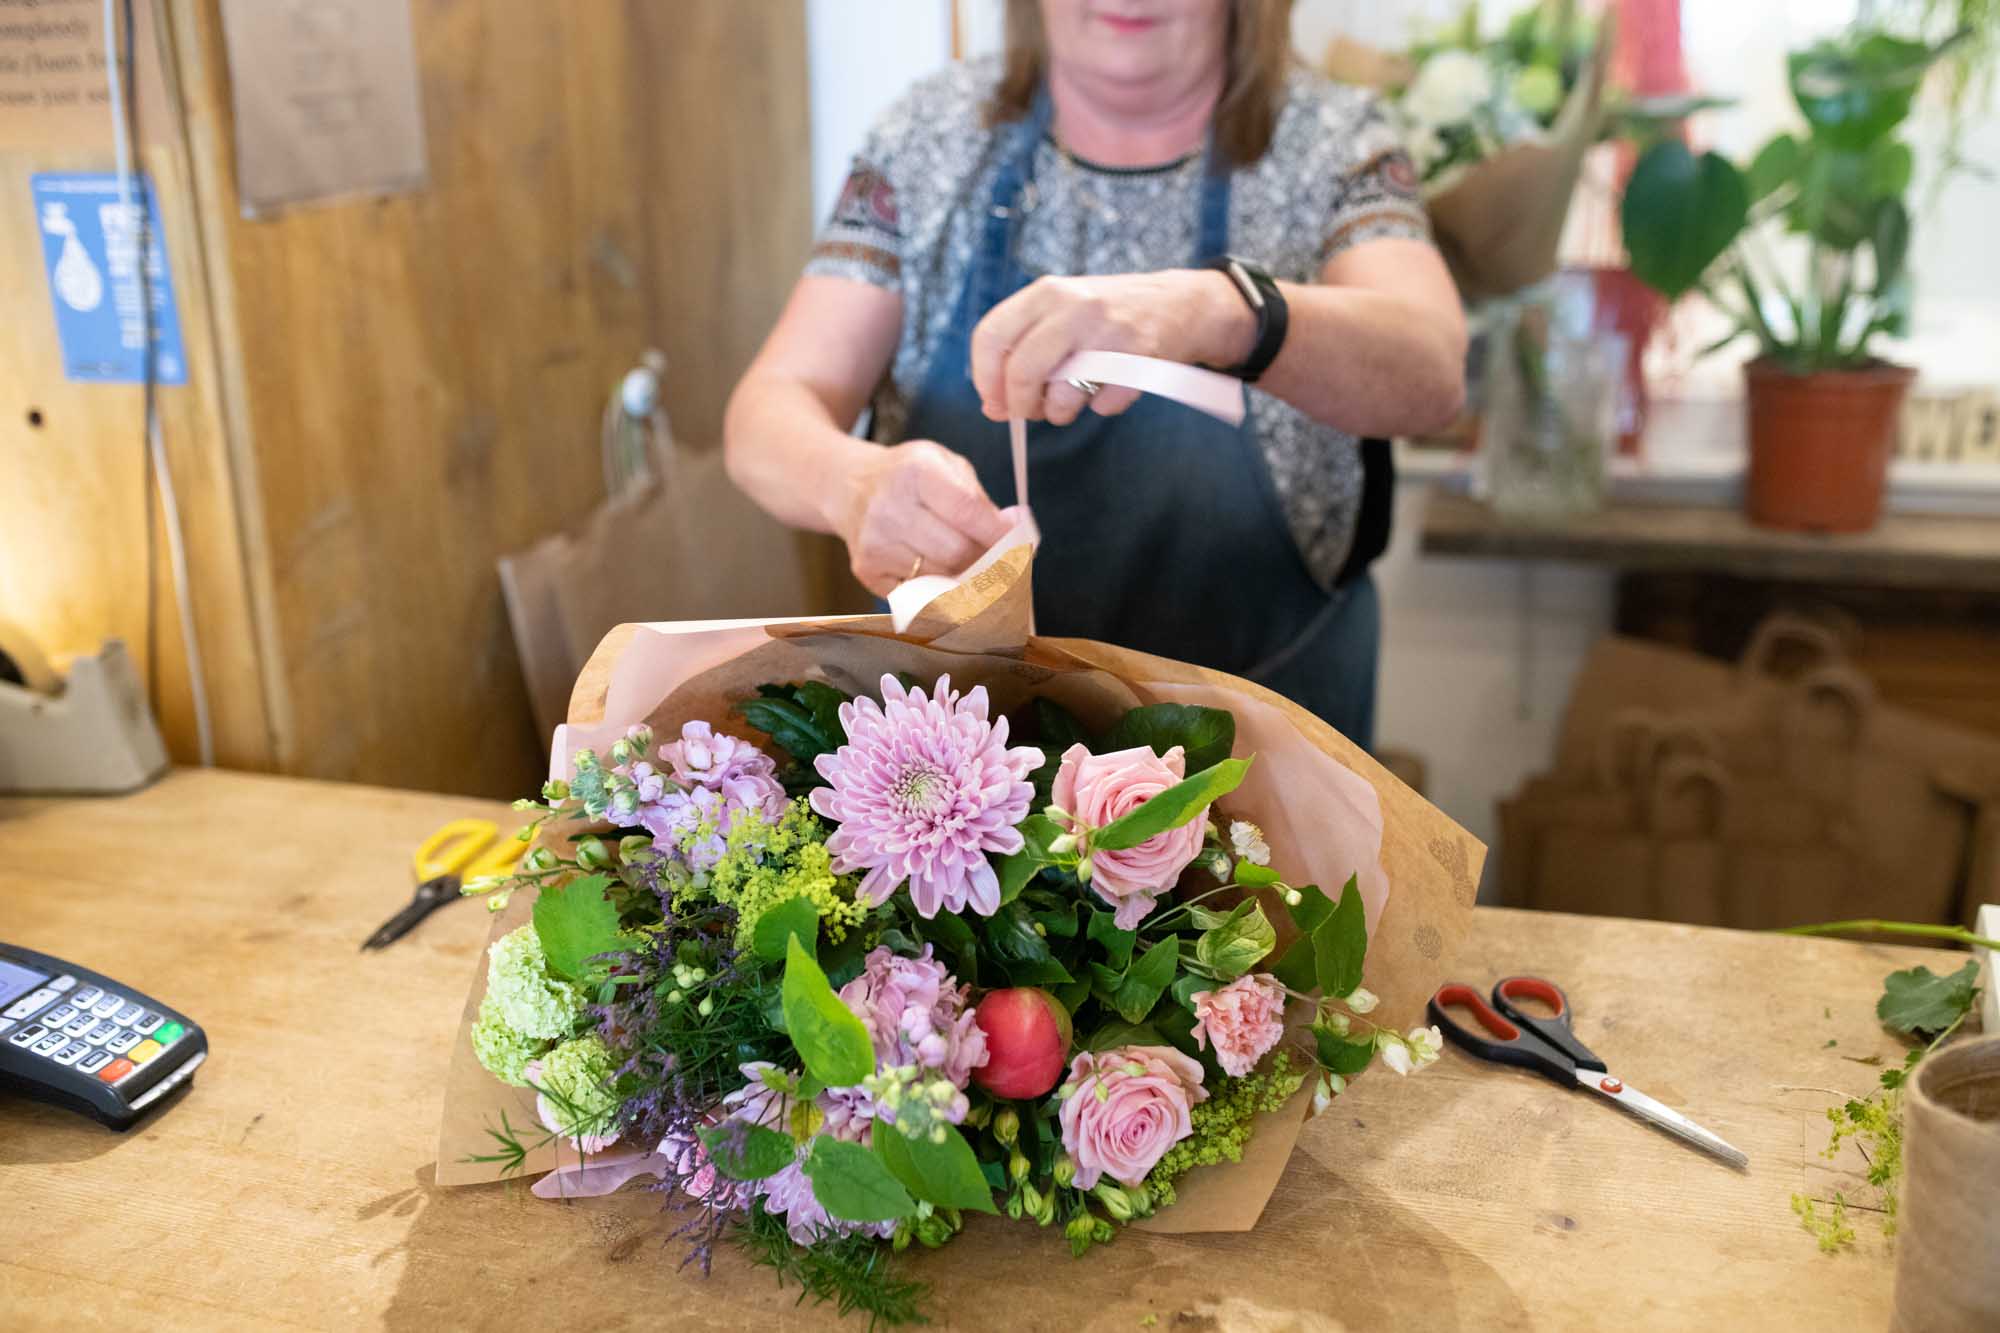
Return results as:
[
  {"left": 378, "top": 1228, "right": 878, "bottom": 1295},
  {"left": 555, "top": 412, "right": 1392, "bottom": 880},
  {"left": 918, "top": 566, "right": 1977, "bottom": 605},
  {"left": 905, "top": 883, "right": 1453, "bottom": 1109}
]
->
[{"left": 988, "top": 0, "right": 1294, "bottom": 167}]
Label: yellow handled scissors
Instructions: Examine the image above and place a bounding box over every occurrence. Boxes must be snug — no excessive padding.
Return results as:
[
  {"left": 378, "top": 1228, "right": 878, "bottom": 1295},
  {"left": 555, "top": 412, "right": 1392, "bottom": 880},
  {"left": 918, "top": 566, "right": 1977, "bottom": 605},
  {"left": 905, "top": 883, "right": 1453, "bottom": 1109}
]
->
[{"left": 362, "top": 818, "right": 528, "bottom": 951}]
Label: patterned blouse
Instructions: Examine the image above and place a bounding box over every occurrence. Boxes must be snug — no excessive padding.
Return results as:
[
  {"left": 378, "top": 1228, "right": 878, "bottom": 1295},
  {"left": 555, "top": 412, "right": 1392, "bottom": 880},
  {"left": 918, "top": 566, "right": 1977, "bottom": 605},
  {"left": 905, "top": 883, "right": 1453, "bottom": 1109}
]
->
[{"left": 807, "top": 56, "right": 1431, "bottom": 590}]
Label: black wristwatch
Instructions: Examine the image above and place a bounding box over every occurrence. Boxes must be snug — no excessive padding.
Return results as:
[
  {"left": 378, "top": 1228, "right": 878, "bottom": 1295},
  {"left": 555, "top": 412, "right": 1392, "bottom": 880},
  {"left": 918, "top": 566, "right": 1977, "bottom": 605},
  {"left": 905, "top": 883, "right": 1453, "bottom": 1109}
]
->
[{"left": 1202, "top": 254, "right": 1288, "bottom": 383}]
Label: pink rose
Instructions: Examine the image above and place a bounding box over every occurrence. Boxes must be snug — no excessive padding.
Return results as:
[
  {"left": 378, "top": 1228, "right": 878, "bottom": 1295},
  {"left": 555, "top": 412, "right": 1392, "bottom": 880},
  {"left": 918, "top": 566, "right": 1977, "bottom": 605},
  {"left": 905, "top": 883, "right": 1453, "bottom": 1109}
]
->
[
  {"left": 1057, "top": 1044, "right": 1209, "bottom": 1190},
  {"left": 1052, "top": 744, "right": 1208, "bottom": 929},
  {"left": 1190, "top": 972, "right": 1288, "bottom": 1077}
]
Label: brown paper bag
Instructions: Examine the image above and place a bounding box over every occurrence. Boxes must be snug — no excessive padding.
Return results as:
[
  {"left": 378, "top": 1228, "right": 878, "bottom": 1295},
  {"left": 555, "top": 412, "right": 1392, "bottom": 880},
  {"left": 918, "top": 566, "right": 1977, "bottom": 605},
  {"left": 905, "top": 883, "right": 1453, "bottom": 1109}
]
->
[
  {"left": 498, "top": 436, "right": 826, "bottom": 742},
  {"left": 437, "top": 542, "right": 1487, "bottom": 1235},
  {"left": 1892, "top": 1036, "right": 2000, "bottom": 1333}
]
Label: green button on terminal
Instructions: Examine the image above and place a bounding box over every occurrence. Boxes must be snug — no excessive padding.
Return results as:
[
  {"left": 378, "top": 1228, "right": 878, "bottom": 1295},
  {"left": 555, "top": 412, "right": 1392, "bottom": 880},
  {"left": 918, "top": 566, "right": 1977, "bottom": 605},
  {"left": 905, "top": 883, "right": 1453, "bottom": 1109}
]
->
[{"left": 156, "top": 1021, "right": 185, "bottom": 1044}]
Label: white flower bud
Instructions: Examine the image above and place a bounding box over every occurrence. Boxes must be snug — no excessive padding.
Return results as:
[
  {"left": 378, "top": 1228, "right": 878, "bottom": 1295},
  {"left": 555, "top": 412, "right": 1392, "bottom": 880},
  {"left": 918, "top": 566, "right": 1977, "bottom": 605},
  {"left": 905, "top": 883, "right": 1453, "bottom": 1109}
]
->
[{"left": 1346, "top": 986, "right": 1379, "bottom": 1015}]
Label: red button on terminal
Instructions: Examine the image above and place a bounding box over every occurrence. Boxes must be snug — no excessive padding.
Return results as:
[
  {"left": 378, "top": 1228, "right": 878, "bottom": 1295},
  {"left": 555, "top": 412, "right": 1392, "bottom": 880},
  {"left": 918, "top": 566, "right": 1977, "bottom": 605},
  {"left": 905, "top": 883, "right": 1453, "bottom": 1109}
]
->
[{"left": 97, "top": 1057, "right": 135, "bottom": 1084}]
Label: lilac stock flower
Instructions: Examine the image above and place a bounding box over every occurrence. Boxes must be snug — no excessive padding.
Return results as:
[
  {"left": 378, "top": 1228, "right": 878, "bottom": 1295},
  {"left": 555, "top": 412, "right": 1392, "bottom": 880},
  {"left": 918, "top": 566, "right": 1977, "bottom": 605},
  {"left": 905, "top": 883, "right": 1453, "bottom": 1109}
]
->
[
  {"left": 810, "top": 675, "right": 1043, "bottom": 918},
  {"left": 631, "top": 722, "right": 788, "bottom": 872},
  {"left": 719, "top": 1062, "right": 894, "bottom": 1247},
  {"left": 838, "top": 944, "right": 988, "bottom": 1095}
]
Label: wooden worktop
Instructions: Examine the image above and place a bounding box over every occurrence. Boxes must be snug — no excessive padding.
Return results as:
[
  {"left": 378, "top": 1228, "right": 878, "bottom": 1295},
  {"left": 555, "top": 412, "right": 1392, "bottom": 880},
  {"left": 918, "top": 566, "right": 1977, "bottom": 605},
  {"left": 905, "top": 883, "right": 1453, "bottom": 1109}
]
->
[
  {"left": 1421, "top": 489, "right": 2000, "bottom": 590},
  {"left": 0, "top": 771, "right": 1957, "bottom": 1329}
]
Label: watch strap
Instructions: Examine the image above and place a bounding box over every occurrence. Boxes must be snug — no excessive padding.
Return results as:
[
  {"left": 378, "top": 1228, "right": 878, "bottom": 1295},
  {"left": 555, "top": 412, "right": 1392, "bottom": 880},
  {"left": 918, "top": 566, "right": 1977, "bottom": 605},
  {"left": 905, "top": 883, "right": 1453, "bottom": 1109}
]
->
[{"left": 1205, "top": 255, "right": 1288, "bottom": 383}]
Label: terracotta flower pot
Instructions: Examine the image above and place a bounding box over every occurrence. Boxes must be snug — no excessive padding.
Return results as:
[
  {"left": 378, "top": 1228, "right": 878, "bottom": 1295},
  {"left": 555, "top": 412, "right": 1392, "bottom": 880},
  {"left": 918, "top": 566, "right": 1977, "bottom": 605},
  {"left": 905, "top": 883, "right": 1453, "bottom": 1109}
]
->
[{"left": 1742, "top": 358, "right": 1916, "bottom": 533}]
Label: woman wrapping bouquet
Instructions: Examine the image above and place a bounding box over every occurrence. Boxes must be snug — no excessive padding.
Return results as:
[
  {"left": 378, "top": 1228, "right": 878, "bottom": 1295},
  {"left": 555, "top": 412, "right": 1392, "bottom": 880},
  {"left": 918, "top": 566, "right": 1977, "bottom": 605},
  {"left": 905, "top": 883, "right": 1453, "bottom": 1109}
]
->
[{"left": 723, "top": 0, "right": 1467, "bottom": 749}]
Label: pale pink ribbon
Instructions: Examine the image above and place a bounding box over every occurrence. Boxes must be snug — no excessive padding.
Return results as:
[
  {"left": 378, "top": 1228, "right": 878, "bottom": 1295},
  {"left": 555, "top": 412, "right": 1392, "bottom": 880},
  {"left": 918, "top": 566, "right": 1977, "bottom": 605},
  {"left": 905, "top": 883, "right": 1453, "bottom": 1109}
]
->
[
  {"left": 530, "top": 1143, "right": 670, "bottom": 1199},
  {"left": 887, "top": 352, "right": 1245, "bottom": 633}
]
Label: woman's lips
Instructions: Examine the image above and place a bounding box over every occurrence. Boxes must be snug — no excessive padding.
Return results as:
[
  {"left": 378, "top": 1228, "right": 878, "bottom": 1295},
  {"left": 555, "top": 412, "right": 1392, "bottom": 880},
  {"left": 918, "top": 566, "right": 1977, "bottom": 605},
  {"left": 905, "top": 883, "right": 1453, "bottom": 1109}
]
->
[{"left": 1095, "top": 13, "right": 1160, "bottom": 35}]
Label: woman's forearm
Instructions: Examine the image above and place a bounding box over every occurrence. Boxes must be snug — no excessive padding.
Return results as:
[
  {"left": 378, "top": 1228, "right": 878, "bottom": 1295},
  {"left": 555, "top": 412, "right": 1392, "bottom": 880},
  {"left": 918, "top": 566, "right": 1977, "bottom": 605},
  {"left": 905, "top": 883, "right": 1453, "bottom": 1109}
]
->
[
  {"left": 1180, "top": 270, "right": 1467, "bottom": 438},
  {"left": 723, "top": 368, "right": 877, "bottom": 536}
]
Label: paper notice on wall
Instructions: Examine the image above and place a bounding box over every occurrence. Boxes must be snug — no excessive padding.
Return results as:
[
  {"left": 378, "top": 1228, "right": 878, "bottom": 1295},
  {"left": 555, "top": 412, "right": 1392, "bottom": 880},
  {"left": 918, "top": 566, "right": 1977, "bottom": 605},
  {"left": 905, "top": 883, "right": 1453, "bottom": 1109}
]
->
[
  {"left": 218, "top": 0, "right": 428, "bottom": 216},
  {"left": 0, "top": 0, "right": 169, "bottom": 150},
  {"left": 31, "top": 172, "right": 187, "bottom": 383}
]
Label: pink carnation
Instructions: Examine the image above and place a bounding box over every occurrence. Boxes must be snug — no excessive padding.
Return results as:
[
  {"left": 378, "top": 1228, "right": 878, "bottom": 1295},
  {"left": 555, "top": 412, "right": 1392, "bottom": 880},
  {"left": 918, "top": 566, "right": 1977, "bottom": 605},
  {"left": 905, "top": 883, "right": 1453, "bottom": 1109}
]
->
[
  {"left": 1057, "top": 1045, "right": 1208, "bottom": 1190},
  {"left": 1052, "top": 744, "right": 1208, "bottom": 929},
  {"left": 1190, "top": 973, "right": 1288, "bottom": 1077},
  {"left": 811, "top": 675, "right": 1043, "bottom": 918}
]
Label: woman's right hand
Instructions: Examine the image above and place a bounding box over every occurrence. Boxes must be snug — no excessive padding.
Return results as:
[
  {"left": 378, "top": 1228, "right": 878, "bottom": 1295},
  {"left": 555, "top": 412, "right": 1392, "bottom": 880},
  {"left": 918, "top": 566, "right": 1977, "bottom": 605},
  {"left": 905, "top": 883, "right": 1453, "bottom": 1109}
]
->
[{"left": 833, "top": 439, "right": 1012, "bottom": 598}]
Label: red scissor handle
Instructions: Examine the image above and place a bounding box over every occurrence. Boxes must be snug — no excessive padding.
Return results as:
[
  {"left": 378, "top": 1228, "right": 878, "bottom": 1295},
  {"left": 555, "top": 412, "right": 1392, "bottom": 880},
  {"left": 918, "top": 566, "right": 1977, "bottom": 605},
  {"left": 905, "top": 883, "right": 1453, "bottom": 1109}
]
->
[
  {"left": 1491, "top": 975, "right": 1606, "bottom": 1073},
  {"left": 1428, "top": 982, "right": 1577, "bottom": 1086}
]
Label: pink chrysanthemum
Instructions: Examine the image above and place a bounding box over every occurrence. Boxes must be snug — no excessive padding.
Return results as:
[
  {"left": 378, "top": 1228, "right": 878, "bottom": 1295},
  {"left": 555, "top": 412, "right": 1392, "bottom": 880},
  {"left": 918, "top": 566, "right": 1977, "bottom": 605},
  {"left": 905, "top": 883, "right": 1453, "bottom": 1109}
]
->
[{"left": 810, "top": 675, "right": 1043, "bottom": 918}]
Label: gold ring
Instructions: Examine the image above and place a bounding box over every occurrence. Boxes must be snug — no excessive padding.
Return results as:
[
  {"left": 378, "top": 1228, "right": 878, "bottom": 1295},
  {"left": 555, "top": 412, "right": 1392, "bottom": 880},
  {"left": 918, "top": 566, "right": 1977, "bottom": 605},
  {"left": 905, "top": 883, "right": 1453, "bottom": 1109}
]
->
[{"left": 909, "top": 554, "right": 924, "bottom": 581}]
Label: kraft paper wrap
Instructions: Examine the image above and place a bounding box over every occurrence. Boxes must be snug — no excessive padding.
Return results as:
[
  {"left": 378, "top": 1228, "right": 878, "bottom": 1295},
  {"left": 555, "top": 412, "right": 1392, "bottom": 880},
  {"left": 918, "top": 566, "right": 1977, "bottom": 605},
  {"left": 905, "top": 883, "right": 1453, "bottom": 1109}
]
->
[
  {"left": 1890, "top": 1036, "right": 2000, "bottom": 1333},
  {"left": 1327, "top": 28, "right": 1611, "bottom": 303},
  {"left": 435, "top": 546, "right": 1485, "bottom": 1233}
]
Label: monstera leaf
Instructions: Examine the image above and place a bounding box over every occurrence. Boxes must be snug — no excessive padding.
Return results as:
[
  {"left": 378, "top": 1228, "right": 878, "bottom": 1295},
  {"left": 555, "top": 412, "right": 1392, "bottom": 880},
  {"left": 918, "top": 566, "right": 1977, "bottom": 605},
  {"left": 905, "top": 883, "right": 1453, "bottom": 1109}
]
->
[
  {"left": 1788, "top": 33, "right": 1938, "bottom": 152},
  {"left": 1622, "top": 141, "right": 1749, "bottom": 300}
]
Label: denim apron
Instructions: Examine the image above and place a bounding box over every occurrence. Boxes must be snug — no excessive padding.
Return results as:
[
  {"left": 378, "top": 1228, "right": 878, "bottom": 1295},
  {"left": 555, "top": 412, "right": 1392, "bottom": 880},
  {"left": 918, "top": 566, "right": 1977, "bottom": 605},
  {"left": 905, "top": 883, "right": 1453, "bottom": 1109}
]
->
[{"left": 898, "top": 89, "right": 1380, "bottom": 746}]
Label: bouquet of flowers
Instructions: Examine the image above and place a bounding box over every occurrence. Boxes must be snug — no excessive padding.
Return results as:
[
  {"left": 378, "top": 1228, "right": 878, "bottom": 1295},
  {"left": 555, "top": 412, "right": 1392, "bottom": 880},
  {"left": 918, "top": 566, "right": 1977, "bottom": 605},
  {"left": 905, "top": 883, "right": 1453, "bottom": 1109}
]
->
[
  {"left": 434, "top": 547, "right": 1482, "bottom": 1325},
  {"left": 1329, "top": 0, "right": 1610, "bottom": 301}
]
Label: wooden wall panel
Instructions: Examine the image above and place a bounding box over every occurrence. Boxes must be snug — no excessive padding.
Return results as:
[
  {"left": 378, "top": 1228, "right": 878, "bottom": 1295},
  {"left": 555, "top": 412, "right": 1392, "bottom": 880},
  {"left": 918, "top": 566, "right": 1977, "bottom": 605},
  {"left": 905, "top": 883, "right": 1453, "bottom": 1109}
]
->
[
  {"left": 0, "top": 130, "right": 275, "bottom": 772},
  {"left": 161, "top": 0, "right": 817, "bottom": 799}
]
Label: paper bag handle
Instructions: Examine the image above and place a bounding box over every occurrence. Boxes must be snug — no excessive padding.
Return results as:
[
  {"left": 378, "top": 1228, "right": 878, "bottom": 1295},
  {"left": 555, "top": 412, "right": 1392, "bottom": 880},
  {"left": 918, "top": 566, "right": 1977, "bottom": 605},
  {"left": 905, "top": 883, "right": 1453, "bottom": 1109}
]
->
[{"left": 1739, "top": 612, "right": 1855, "bottom": 682}]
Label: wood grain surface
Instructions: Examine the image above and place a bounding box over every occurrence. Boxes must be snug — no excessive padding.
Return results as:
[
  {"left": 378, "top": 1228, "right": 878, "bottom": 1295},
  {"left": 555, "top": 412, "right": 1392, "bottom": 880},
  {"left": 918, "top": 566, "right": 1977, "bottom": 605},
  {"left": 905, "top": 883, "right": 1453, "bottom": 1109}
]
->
[
  {"left": 1421, "top": 490, "right": 2000, "bottom": 592},
  {"left": 1, "top": 770, "right": 1955, "bottom": 1330}
]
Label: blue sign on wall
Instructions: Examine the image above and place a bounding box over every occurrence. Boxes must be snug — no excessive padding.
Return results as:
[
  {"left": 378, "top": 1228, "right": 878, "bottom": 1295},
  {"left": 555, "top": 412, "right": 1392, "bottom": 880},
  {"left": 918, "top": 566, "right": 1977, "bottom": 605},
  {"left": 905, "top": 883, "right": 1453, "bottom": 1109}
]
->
[{"left": 30, "top": 172, "right": 188, "bottom": 385}]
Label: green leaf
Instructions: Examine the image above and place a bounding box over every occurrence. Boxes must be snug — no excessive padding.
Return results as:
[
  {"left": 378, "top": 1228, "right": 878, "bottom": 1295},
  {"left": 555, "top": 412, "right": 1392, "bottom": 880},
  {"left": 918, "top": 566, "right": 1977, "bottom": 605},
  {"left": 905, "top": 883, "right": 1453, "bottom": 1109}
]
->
[
  {"left": 1031, "top": 897, "right": 1079, "bottom": 939},
  {"left": 1789, "top": 32, "right": 1937, "bottom": 151},
  {"left": 1098, "top": 704, "right": 1237, "bottom": 775},
  {"left": 872, "top": 1122, "right": 999, "bottom": 1214},
  {"left": 1236, "top": 863, "right": 1281, "bottom": 888},
  {"left": 1622, "top": 141, "right": 1750, "bottom": 301},
  {"left": 1092, "top": 757, "right": 1251, "bottom": 853},
  {"left": 1871, "top": 197, "right": 1910, "bottom": 294},
  {"left": 1313, "top": 875, "right": 1369, "bottom": 999},
  {"left": 1187, "top": 905, "right": 1234, "bottom": 931},
  {"left": 1030, "top": 699, "right": 1089, "bottom": 806},
  {"left": 1877, "top": 961, "right": 1981, "bottom": 1037},
  {"left": 781, "top": 935, "right": 874, "bottom": 1087},
  {"left": 1084, "top": 1018, "right": 1164, "bottom": 1051},
  {"left": 1086, "top": 910, "right": 1138, "bottom": 972},
  {"left": 912, "top": 909, "right": 979, "bottom": 987},
  {"left": 1054, "top": 976, "right": 1091, "bottom": 1014},
  {"left": 751, "top": 895, "right": 820, "bottom": 962},
  {"left": 996, "top": 813, "right": 1063, "bottom": 905},
  {"left": 987, "top": 901, "right": 1073, "bottom": 986},
  {"left": 531, "top": 874, "right": 625, "bottom": 982},
  {"left": 1170, "top": 972, "right": 1211, "bottom": 1012},
  {"left": 1313, "top": 1024, "right": 1377, "bottom": 1076},
  {"left": 1102, "top": 937, "right": 1179, "bottom": 1024},
  {"left": 738, "top": 698, "right": 835, "bottom": 767},
  {"left": 699, "top": 1122, "right": 798, "bottom": 1181},
  {"left": 1287, "top": 883, "right": 1334, "bottom": 934},
  {"left": 802, "top": 1136, "right": 916, "bottom": 1223},
  {"left": 1195, "top": 900, "right": 1278, "bottom": 980},
  {"left": 1746, "top": 133, "right": 1803, "bottom": 204}
]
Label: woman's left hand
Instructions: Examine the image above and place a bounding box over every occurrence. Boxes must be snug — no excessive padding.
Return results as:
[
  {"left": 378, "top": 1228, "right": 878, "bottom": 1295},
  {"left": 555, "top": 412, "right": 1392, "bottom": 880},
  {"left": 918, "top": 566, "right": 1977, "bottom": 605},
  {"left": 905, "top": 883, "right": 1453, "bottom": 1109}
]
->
[{"left": 969, "top": 269, "right": 1249, "bottom": 426}]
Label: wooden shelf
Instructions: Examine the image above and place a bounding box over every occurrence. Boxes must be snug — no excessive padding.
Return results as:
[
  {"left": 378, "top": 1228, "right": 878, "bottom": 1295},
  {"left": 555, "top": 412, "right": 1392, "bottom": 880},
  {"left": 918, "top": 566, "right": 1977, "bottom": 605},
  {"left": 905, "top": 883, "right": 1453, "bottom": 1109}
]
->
[{"left": 1420, "top": 490, "right": 2000, "bottom": 591}]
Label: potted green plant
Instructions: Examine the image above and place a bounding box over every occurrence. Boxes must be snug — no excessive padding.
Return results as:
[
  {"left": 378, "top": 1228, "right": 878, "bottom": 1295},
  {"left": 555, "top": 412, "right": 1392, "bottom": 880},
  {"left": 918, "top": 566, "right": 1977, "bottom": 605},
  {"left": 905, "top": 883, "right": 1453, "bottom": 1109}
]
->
[{"left": 1619, "top": 28, "right": 1961, "bottom": 532}]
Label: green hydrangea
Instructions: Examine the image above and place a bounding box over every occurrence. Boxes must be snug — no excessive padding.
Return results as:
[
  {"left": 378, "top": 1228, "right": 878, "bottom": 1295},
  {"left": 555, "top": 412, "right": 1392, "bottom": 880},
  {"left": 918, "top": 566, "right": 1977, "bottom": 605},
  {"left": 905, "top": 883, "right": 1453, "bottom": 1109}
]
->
[
  {"left": 533, "top": 1033, "right": 621, "bottom": 1138},
  {"left": 470, "top": 993, "right": 543, "bottom": 1086},
  {"left": 685, "top": 799, "right": 867, "bottom": 950},
  {"left": 1145, "top": 1051, "right": 1306, "bottom": 1208},
  {"left": 484, "top": 923, "right": 584, "bottom": 1040}
]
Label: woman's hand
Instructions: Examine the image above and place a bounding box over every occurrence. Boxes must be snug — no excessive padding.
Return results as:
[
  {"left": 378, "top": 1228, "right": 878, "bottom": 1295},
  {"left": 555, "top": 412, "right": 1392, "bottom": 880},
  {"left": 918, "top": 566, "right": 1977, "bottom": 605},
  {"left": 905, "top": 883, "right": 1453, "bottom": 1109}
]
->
[
  {"left": 832, "top": 440, "right": 1013, "bottom": 598},
  {"left": 969, "top": 269, "right": 1250, "bottom": 426}
]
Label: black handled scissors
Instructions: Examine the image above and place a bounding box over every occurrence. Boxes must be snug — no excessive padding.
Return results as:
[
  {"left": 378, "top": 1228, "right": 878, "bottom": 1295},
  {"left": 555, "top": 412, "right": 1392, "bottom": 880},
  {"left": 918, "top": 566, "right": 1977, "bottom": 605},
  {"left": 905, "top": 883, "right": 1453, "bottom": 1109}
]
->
[
  {"left": 362, "top": 818, "right": 525, "bottom": 951},
  {"left": 1428, "top": 975, "right": 1748, "bottom": 1168}
]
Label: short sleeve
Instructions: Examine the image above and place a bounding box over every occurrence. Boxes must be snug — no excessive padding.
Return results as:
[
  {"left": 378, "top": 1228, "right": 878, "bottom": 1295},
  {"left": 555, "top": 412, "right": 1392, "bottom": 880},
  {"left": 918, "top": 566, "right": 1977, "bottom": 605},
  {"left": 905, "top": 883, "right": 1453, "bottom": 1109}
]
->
[
  {"left": 1319, "top": 104, "right": 1431, "bottom": 266},
  {"left": 806, "top": 153, "right": 903, "bottom": 291}
]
